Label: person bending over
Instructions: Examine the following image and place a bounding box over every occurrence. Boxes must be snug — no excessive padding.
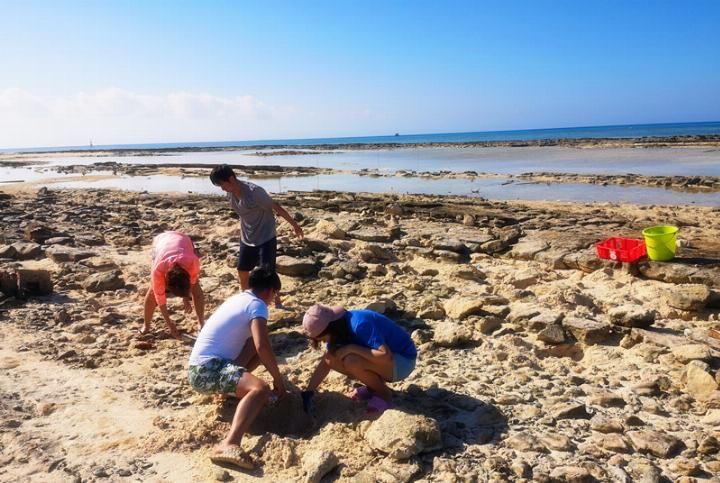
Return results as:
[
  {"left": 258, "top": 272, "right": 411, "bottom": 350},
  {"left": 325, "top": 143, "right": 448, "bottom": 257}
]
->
[
  {"left": 301, "top": 304, "right": 417, "bottom": 416},
  {"left": 209, "top": 164, "right": 303, "bottom": 306},
  {"left": 142, "top": 231, "right": 204, "bottom": 338},
  {"left": 187, "top": 268, "right": 287, "bottom": 470}
]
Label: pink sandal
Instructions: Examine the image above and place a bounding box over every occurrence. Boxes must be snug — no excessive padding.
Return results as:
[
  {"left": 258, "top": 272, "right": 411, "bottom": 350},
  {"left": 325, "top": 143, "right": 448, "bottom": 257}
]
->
[
  {"left": 364, "top": 395, "right": 392, "bottom": 417},
  {"left": 351, "top": 385, "right": 373, "bottom": 401}
]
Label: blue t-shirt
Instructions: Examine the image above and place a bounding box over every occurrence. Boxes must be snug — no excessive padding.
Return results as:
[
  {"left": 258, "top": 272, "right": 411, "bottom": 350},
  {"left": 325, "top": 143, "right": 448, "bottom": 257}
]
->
[{"left": 347, "top": 310, "right": 417, "bottom": 359}]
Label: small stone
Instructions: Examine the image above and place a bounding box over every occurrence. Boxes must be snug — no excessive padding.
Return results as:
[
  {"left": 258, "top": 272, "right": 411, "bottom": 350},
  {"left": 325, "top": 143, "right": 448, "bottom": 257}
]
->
[
  {"left": 562, "top": 316, "right": 612, "bottom": 344},
  {"left": 550, "top": 402, "right": 590, "bottom": 420},
  {"left": 10, "top": 241, "right": 42, "bottom": 260},
  {"left": 540, "top": 433, "right": 575, "bottom": 451},
  {"left": 476, "top": 316, "right": 503, "bottom": 335},
  {"left": 672, "top": 344, "right": 713, "bottom": 363},
  {"left": 590, "top": 414, "right": 624, "bottom": 433},
  {"left": 432, "top": 321, "right": 473, "bottom": 348},
  {"left": 685, "top": 362, "right": 718, "bottom": 400},
  {"left": 537, "top": 324, "right": 566, "bottom": 344},
  {"left": 627, "top": 459, "right": 662, "bottom": 483},
  {"left": 83, "top": 270, "right": 125, "bottom": 292},
  {"left": 275, "top": 256, "right": 317, "bottom": 277},
  {"left": 697, "top": 435, "right": 719, "bottom": 455},
  {"left": 93, "top": 467, "right": 110, "bottom": 478},
  {"left": 626, "top": 430, "right": 683, "bottom": 458},
  {"left": 587, "top": 392, "right": 626, "bottom": 408},
  {"left": 301, "top": 450, "right": 338, "bottom": 483},
  {"left": 608, "top": 305, "right": 655, "bottom": 328},
  {"left": 549, "top": 466, "right": 594, "bottom": 483},
  {"left": 593, "top": 433, "right": 631, "bottom": 453},
  {"left": 504, "top": 432, "right": 548, "bottom": 453},
  {"left": 45, "top": 245, "right": 96, "bottom": 263},
  {"left": 443, "top": 296, "right": 485, "bottom": 320},
  {"left": 364, "top": 410, "right": 442, "bottom": 460},
  {"left": 667, "top": 458, "right": 702, "bottom": 477},
  {"left": 666, "top": 284, "right": 711, "bottom": 311},
  {"left": 215, "top": 469, "right": 233, "bottom": 481}
]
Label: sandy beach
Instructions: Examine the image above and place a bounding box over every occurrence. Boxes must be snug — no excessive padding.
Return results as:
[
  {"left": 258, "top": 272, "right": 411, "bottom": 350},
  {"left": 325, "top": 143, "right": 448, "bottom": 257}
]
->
[{"left": 2, "top": 180, "right": 720, "bottom": 482}]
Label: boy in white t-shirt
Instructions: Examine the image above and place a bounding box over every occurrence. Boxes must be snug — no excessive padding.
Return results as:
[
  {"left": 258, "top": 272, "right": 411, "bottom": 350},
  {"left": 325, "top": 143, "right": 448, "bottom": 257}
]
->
[{"left": 188, "top": 268, "right": 286, "bottom": 470}]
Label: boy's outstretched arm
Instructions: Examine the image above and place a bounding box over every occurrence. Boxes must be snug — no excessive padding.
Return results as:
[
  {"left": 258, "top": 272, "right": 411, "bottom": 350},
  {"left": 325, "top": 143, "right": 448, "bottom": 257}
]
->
[{"left": 272, "top": 202, "right": 304, "bottom": 239}]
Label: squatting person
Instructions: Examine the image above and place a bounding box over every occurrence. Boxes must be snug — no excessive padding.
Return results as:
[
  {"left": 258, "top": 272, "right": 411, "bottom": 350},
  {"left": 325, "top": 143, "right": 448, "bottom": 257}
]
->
[
  {"left": 187, "top": 268, "right": 287, "bottom": 470},
  {"left": 300, "top": 304, "right": 417, "bottom": 416}
]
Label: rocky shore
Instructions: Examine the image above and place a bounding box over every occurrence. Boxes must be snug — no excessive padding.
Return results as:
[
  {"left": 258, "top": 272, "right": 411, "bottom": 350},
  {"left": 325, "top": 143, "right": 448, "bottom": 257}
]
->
[
  {"left": 6, "top": 134, "right": 720, "bottom": 156},
  {"left": 2, "top": 187, "right": 720, "bottom": 482},
  {"left": 516, "top": 173, "right": 720, "bottom": 193}
]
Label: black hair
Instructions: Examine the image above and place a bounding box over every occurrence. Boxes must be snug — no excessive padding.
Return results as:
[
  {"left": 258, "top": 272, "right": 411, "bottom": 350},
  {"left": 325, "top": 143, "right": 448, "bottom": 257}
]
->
[
  {"left": 210, "top": 164, "right": 236, "bottom": 186},
  {"left": 248, "top": 267, "right": 282, "bottom": 292},
  {"left": 316, "top": 315, "right": 353, "bottom": 351},
  {"left": 166, "top": 265, "right": 191, "bottom": 298}
]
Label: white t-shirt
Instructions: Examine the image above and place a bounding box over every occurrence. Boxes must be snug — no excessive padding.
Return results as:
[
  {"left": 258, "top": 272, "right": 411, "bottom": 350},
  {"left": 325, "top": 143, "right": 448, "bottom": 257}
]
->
[{"left": 189, "top": 291, "right": 269, "bottom": 365}]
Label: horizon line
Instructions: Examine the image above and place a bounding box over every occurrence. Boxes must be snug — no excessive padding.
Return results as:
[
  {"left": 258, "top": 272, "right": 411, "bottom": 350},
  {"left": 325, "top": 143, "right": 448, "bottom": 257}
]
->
[{"left": 3, "top": 119, "right": 719, "bottom": 152}]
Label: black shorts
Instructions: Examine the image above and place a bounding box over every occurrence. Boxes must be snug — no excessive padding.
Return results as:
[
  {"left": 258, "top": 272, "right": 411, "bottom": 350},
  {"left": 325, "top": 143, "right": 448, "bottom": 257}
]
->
[{"left": 237, "top": 237, "right": 277, "bottom": 272}]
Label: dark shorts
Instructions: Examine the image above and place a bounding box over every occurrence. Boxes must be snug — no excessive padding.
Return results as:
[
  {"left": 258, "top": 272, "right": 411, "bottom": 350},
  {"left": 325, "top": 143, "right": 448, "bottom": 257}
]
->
[{"left": 237, "top": 237, "right": 277, "bottom": 272}]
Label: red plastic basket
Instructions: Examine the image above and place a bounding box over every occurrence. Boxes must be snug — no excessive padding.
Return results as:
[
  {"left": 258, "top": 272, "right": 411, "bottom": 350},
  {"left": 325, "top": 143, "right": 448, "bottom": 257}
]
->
[{"left": 595, "top": 237, "right": 646, "bottom": 263}]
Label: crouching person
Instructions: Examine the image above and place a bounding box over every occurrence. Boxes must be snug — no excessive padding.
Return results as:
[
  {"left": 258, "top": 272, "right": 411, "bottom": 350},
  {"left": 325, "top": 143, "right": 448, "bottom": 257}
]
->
[
  {"left": 188, "top": 268, "right": 286, "bottom": 470},
  {"left": 142, "top": 231, "right": 204, "bottom": 338},
  {"left": 301, "top": 304, "right": 417, "bottom": 417}
]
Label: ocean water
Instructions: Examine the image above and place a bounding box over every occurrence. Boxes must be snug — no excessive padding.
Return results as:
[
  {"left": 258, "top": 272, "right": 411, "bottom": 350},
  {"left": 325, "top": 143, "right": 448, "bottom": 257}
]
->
[{"left": 4, "top": 121, "right": 720, "bottom": 153}]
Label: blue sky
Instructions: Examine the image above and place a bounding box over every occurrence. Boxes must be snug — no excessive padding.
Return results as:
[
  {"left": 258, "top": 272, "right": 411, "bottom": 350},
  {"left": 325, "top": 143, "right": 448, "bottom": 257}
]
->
[{"left": 1, "top": 0, "right": 719, "bottom": 147}]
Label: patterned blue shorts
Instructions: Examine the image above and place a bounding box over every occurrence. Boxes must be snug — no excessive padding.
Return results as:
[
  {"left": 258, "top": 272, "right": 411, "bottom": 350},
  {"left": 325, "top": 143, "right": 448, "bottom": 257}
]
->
[{"left": 188, "top": 357, "right": 246, "bottom": 395}]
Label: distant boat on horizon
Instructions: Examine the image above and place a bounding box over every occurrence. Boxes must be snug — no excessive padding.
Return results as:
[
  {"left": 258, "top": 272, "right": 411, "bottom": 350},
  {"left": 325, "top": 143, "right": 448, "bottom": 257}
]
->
[{"left": 394, "top": 133, "right": 400, "bottom": 137}]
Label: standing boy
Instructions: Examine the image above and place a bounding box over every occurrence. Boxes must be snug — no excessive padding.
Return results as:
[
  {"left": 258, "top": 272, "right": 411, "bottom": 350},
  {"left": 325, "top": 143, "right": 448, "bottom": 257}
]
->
[
  {"left": 209, "top": 164, "right": 303, "bottom": 305},
  {"left": 188, "top": 268, "right": 286, "bottom": 469}
]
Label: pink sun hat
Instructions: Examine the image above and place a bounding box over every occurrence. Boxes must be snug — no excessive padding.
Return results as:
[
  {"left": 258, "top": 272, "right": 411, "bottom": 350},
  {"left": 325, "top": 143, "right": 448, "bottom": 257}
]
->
[{"left": 302, "top": 304, "right": 346, "bottom": 337}]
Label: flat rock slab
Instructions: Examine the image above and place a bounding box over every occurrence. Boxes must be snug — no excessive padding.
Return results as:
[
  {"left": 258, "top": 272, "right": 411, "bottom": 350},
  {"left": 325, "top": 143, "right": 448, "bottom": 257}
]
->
[
  {"left": 10, "top": 242, "right": 42, "bottom": 260},
  {"left": 608, "top": 305, "right": 655, "bottom": 328},
  {"left": 46, "top": 245, "right": 97, "bottom": 263},
  {"left": 509, "top": 239, "right": 549, "bottom": 260},
  {"left": 672, "top": 344, "right": 715, "bottom": 363},
  {"left": 665, "top": 284, "right": 712, "bottom": 311},
  {"left": 364, "top": 409, "right": 442, "bottom": 460},
  {"left": 626, "top": 430, "right": 683, "bottom": 458},
  {"left": 562, "top": 316, "right": 612, "bottom": 344},
  {"left": 275, "top": 255, "right": 317, "bottom": 277},
  {"left": 83, "top": 270, "right": 125, "bottom": 292},
  {"left": 347, "top": 228, "right": 393, "bottom": 243}
]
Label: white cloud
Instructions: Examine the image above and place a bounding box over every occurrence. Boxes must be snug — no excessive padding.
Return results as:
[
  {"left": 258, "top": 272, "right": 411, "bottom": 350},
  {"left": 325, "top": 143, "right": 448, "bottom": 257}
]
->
[{"left": 0, "top": 87, "right": 371, "bottom": 148}]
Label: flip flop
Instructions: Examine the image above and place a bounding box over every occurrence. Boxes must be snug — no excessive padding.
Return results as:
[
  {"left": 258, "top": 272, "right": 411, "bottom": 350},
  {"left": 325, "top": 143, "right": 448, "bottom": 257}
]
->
[
  {"left": 134, "top": 328, "right": 153, "bottom": 340},
  {"left": 364, "top": 395, "right": 392, "bottom": 418},
  {"left": 209, "top": 446, "right": 256, "bottom": 470},
  {"left": 350, "top": 385, "right": 373, "bottom": 401}
]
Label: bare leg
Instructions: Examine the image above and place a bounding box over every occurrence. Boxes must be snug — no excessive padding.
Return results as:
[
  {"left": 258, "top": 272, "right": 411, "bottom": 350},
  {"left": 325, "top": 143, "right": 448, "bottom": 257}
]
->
[
  {"left": 191, "top": 282, "right": 205, "bottom": 330},
  {"left": 142, "top": 286, "right": 156, "bottom": 333},
  {"left": 325, "top": 349, "right": 394, "bottom": 401},
  {"left": 221, "top": 372, "right": 270, "bottom": 447},
  {"left": 238, "top": 270, "right": 250, "bottom": 291}
]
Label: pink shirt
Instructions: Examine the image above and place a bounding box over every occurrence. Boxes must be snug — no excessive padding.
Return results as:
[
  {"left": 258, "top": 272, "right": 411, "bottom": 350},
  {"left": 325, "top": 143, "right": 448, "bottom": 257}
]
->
[{"left": 151, "top": 231, "right": 200, "bottom": 305}]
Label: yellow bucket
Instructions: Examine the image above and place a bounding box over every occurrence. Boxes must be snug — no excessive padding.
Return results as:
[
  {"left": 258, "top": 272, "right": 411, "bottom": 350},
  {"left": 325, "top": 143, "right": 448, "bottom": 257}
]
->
[{"left": 642, "top": 225, "right": 678, "bottom": 261}]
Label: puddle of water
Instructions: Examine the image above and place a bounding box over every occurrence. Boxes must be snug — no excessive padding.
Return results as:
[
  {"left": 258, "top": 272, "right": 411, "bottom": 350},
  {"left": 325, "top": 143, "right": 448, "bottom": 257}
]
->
[{"left": 47, "top": 173, "right": 720, "bottom": 206}]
